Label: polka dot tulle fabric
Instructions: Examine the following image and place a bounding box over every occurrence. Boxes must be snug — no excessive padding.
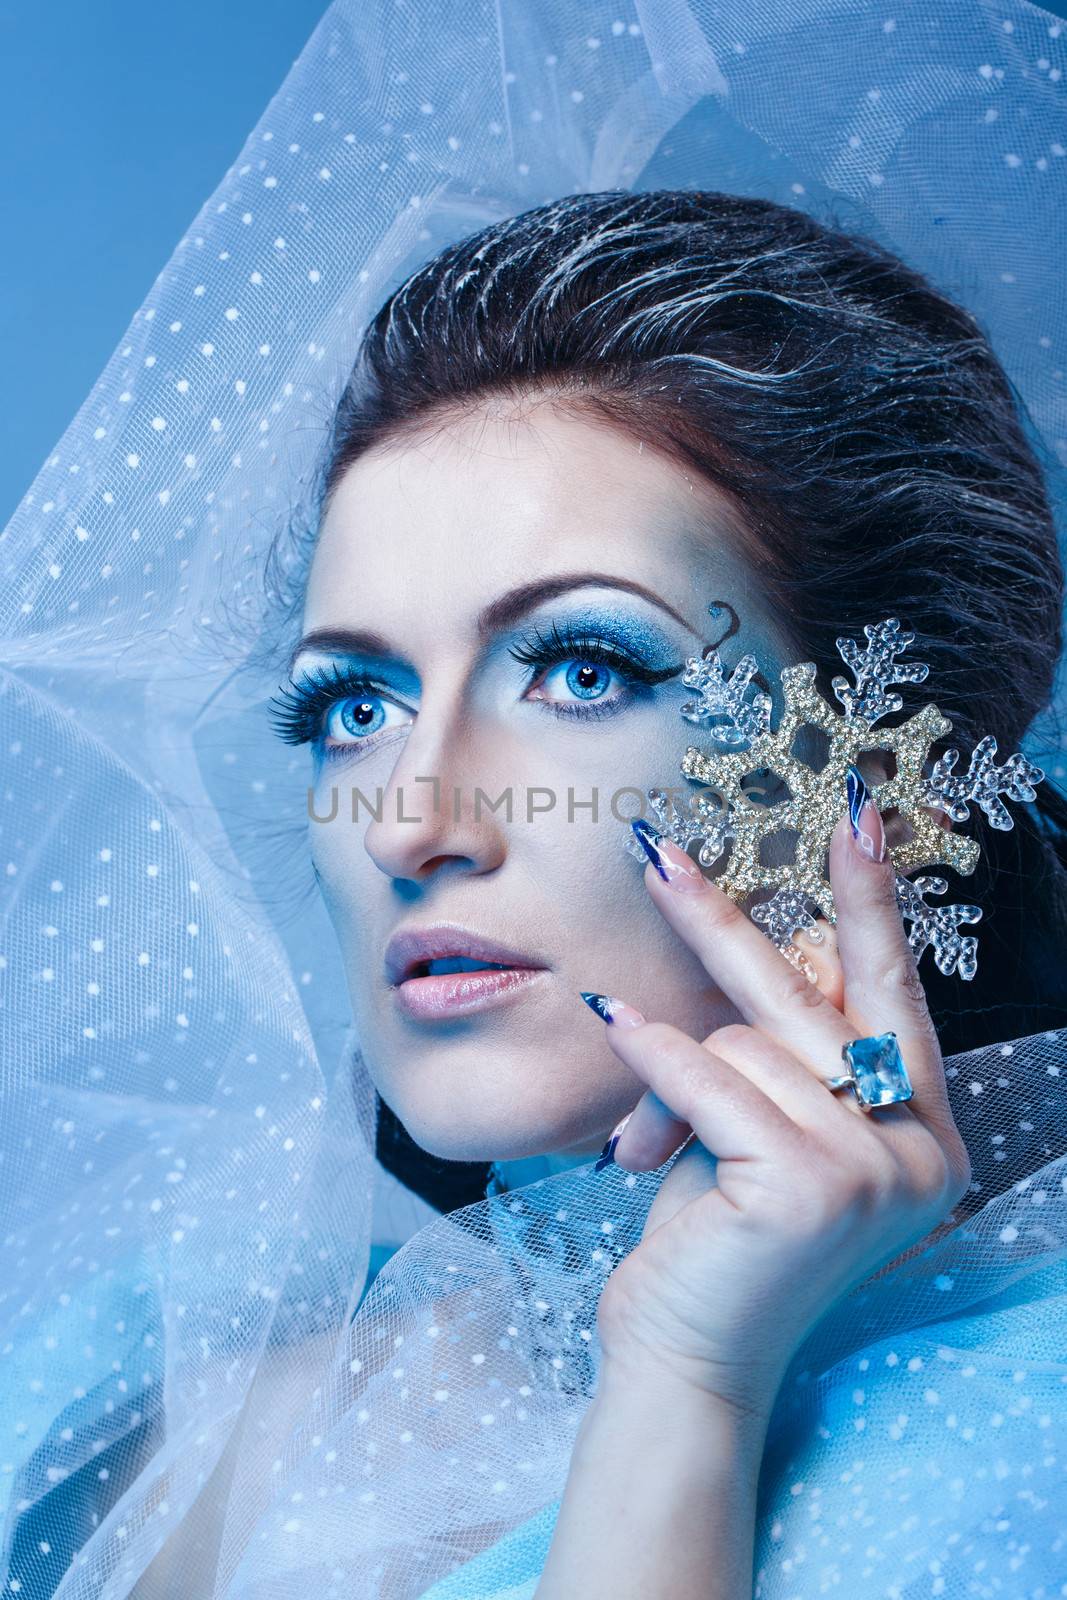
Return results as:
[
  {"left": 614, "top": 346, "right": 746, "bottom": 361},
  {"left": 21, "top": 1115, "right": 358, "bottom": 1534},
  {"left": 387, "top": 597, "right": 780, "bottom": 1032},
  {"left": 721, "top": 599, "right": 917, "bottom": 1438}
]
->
[{"left": 1, "top": 1, "right": 1066, "bottom": 1595}]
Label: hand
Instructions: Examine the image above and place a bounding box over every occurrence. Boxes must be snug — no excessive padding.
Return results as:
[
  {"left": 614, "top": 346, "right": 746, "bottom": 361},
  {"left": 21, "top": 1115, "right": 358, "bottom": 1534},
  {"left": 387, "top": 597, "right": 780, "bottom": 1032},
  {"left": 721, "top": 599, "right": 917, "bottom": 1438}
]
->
[{"left": 584, "top": 791, "right": 972, "bottom": 1420}]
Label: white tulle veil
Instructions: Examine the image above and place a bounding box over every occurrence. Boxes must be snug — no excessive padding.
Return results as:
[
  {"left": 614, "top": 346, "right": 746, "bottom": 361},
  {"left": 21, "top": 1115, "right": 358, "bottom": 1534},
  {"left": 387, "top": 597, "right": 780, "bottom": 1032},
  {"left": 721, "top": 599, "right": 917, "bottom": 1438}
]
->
[{"left": 2, "top": 1, "right": 1066, "bottom": 1596}]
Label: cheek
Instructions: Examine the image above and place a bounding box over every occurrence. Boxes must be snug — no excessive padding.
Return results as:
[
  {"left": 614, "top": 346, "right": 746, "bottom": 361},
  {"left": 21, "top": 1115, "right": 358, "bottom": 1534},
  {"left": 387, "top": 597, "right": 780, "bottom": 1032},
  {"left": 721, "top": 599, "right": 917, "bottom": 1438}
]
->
[
  {"left": 543, "top": 822, "right": 728, "bottom": 1025},
  {"left": 307, "top": 810, "right": 373, "bottom": 942},
  {"left": 525, "top": 699, "right": 693, "bottom": 828}
]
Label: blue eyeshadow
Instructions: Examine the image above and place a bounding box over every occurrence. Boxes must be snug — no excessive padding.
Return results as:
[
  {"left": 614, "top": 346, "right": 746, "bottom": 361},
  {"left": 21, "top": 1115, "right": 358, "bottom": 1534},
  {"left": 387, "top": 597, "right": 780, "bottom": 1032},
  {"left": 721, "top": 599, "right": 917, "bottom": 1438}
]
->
[{"left": 519, "top": 605, "right": 682, "bottom": 665}]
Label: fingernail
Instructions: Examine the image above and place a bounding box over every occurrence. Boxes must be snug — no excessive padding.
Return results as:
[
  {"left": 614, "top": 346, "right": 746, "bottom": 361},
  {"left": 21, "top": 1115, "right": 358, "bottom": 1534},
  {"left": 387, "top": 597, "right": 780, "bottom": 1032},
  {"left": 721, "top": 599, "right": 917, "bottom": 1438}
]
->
[
  {"left": 846, "top": 764, "right": 886, "bottom": 863},
  {"left": 594, "top": 1111, "right": 633, "bottom": 1173},
  {"left": 630, "top": 818, "right": 706, "bottom": 892},
  {"left": 579, "top": 991, "right": 646, "bottom": 1029}
]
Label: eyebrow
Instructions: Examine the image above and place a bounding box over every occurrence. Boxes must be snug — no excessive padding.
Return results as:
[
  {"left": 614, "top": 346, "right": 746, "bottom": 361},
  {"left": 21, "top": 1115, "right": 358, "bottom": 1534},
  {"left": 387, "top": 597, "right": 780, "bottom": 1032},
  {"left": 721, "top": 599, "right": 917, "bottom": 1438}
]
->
[{"left": 287, "top": 571, "right": 700, "bottom": 672}]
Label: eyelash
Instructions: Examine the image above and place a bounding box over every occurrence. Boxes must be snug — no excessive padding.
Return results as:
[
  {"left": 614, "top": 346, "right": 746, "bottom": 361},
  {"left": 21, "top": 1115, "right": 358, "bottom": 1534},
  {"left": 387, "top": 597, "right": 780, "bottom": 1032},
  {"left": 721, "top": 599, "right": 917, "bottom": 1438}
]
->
[
  {"left": 268, "top": 661, "right": 403, "bottom": 749},
  {"left": 268, "top": 625, "right": 683, "bottom": 751}
]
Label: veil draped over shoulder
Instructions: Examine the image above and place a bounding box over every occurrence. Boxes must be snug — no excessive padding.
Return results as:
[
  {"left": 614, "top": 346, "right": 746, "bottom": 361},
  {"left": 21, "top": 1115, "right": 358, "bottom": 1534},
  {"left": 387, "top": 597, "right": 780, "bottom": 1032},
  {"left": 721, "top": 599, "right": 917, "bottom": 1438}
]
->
[{"left": 2, "top": 2, "right": 1066, "bottom": 1596}]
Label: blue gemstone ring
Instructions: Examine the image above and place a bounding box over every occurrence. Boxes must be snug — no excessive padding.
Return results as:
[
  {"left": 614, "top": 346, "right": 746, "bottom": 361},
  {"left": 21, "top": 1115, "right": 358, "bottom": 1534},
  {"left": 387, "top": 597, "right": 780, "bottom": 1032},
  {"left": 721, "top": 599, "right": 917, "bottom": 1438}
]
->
[{"left": 827, "top": 1030, "right": 914, "bottom": 1113}]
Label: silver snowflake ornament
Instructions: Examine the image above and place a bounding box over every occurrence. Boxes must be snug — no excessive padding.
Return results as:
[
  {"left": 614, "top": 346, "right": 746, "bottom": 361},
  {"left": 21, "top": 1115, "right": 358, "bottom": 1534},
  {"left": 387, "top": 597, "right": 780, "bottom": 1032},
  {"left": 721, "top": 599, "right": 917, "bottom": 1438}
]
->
[{"left": 620, "top": 611, "right": 1046, "bottom": 985}]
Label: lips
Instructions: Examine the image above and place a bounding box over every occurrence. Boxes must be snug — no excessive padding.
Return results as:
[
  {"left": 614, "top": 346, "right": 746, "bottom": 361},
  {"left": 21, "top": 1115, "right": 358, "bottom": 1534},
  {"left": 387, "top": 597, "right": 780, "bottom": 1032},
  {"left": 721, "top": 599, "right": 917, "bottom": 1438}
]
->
[
  {"left": 384, "top": 923, "right": 551, "bottom": 1021},
  {"left": 384, "top": 923, "right": 549, "bottom": 986}
]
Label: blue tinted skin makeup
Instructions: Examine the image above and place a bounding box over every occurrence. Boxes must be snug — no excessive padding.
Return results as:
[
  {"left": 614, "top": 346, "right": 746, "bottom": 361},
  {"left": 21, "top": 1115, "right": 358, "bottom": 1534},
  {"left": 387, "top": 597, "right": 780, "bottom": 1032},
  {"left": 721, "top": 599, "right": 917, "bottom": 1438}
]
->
[{"left": 294, "top": 403, "right": 805, "bottom": 1169}]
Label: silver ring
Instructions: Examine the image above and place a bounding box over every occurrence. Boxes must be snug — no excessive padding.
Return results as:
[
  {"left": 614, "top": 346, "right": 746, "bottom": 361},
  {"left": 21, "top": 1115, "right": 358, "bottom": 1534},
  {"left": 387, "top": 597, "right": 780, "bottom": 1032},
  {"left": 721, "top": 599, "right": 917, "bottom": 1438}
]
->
[{"left": 828, "top": 1030, "right": 914, "bottom": 1113}]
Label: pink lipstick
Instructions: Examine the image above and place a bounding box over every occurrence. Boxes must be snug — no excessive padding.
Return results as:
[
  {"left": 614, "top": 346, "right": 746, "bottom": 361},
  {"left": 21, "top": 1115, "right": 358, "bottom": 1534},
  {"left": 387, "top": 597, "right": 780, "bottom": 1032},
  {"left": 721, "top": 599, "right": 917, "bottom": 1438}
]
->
[{"left": 384, "top": 923, "right": 551, "bottom": 1021}]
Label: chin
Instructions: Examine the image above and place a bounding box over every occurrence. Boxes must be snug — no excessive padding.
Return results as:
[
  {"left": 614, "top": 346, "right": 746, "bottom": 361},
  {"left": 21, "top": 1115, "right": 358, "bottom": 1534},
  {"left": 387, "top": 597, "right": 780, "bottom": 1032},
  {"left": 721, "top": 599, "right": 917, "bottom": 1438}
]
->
[
  {"left": 365, "top": 1029, "right": 614, "bottom": 1160},
  {"left": 386, "top": 1095, "right": 558, "bottom": 1165},
  {"left": 377, "top": 1077, "right": 582, "bottom": 1167}
]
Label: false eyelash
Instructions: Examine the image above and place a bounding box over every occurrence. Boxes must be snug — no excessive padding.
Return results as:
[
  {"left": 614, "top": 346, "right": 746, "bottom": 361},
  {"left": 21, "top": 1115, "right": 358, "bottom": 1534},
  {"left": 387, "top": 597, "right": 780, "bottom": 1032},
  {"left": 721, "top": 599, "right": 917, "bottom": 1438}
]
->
[
  {"left": 506, "top": 620, "right": 683, "bottom": 687},
  {"left": 268, "top": 660, "right": 399, "bottom": 747}
]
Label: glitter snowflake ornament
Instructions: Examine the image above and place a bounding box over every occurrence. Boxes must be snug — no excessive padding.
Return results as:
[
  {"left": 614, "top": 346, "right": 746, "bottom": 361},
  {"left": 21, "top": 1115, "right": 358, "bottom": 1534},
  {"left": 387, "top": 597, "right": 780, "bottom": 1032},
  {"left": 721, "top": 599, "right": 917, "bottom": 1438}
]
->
[{"left": 625, "top": 616, "right": 1045, "bottom": 981}]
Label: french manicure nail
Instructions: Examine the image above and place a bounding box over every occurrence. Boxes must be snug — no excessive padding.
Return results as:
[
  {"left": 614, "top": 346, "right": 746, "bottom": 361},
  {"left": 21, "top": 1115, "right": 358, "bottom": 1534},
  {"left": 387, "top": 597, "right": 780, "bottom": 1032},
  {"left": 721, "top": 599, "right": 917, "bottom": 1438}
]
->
[
  {"left": 630, "top": 818, "right": 706, "bottom": 891},
  {"left": 579, "top": 991, "right": 647, "bottom": 1028},
  {"left": 846, "top": 764, "right": 886, "bottom": 863},
  {"left": 594, "top": 1111, "right": 633, "bottom": 1173}
]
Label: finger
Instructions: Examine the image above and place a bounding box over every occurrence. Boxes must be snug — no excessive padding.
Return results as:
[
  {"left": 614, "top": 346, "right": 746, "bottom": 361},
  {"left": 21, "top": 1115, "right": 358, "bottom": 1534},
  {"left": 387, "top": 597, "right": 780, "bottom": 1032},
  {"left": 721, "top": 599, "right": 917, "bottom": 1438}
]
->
[
  {"left": 785, "top": 917, "right": 844, "bottom": 1012},
  {"left": 610, "top": 1088, "right": 694, "bottom": 1172},
  {"left": 581, "top": 992, "right": 695, "bottom": 1169},
  {"left": 706, "top": 1020, "right": 876, "bottom": 1130},
  {"left": 828, "top": 776, "right": 949, "bottom": 1120},
  {"left": 598, "top": 1015, "right": 806, "bottom": 1171},
  {"left": 630, "top": 817, "right": 854, "bottom": 1079},
  {"left": 639, "top": 1137, "right": 719, "bottom": 1240},
  {"left": 589, "top": 1011, "right": 881, "bottom": 1177}
]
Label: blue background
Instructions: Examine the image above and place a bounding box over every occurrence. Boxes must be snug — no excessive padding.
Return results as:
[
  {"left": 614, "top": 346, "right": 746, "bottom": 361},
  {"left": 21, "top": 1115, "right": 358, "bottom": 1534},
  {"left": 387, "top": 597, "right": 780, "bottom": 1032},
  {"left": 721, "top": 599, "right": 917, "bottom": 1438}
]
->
[
  {"left": 0, "top": 0, "right": 329, "bottom": 528},
  {"left": 2, "top": 1, "right": 1067, "bottom": 528}
]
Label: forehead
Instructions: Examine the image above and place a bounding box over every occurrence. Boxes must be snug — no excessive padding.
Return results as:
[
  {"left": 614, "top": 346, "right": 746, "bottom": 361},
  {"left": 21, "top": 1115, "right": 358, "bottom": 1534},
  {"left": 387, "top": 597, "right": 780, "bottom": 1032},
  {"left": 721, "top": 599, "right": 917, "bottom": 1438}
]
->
[{"left": 303, "top": 402, "right": 750, "bottom": 638}]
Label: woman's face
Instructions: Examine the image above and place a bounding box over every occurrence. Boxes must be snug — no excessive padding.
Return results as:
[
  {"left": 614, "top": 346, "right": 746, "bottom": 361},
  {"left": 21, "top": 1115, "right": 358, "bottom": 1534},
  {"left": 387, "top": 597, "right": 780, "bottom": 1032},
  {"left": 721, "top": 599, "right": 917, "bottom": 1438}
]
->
[{"left": 295, "top": 399, "right": 791, "bottom": 1161}]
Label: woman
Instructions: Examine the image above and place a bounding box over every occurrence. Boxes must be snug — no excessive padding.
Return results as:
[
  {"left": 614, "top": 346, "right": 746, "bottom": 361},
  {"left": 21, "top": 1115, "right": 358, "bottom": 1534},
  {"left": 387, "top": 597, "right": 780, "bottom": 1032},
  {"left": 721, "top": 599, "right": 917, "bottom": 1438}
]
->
[
  {"left": 2, "top": 3, "right": 1065, "bottom": 1598},
  {"left": 261, "top": 186, "right": 1067, "bottom": 1597}
]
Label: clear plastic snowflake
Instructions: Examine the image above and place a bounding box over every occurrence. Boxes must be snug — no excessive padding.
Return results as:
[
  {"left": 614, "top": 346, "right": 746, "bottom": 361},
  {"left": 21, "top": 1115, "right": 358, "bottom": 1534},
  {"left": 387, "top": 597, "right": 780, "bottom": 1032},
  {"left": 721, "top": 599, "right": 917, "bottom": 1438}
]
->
[
  {"left": 678, "top": 649, "right": 772, "bottom": 744},
  {"left": 894, "top": 875, "right": 982, "bottom": 982}
]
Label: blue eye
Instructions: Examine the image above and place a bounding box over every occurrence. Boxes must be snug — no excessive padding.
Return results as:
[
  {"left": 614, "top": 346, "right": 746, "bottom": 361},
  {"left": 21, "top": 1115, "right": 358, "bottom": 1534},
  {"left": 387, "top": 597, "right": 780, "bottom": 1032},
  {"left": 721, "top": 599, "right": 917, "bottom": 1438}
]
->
[
  {"left": 509, "top": 622, "right": 684, "bottom": 721},
  {"left": 325, "top": 693, "right": 407, "bottom": 743},
  {"left": 538, "top": 659, "right": 617, "bottom": 703},
  {"left": 269, "top": 665, "right": 413, "bottom": 755},
  {"left": 270, "top": 624, "right": 685, "bottom": 753}
]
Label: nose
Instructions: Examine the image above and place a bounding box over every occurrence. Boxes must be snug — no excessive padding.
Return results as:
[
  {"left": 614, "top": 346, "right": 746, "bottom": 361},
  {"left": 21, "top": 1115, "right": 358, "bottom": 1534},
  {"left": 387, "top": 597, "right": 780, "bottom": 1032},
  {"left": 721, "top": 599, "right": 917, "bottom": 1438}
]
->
[{"left": 361, "top": 713, "right": 508, "bottom": 885}]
